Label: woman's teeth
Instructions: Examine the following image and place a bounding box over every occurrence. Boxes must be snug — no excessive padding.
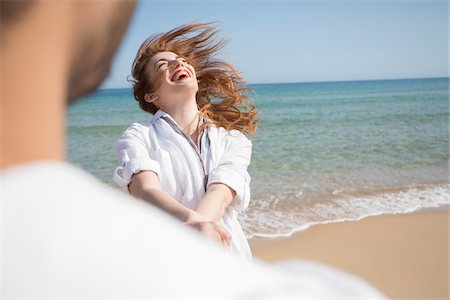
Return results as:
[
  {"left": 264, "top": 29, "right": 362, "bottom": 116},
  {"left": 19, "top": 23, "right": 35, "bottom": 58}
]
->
[{"left": 172, "top": 70, "right": 189, "bottom": 81}]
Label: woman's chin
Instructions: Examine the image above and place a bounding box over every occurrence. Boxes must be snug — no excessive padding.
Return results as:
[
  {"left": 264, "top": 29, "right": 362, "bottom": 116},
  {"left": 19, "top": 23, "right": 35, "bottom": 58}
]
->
[{"left": 173, "top": 81, "right": 198, "bottom": 92}]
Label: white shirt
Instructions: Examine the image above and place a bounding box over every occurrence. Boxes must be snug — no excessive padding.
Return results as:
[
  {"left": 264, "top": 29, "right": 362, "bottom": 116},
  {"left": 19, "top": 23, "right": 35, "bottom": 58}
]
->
[
  {"left": 1, "top": 161, "right": 385, "bottom": 298},
  {"left": 113, "top": 110, "right": 252, "bottom": 261}
]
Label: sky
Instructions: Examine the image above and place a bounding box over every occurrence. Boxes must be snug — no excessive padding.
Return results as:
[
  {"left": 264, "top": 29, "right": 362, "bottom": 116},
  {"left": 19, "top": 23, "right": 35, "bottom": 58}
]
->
[{"left": 101, "top": 0, "right": 449, "bottom": 89}]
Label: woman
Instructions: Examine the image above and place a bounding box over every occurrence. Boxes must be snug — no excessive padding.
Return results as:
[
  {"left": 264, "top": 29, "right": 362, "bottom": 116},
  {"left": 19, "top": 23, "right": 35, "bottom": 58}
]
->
[{"left": 113, "top": 23, "right": 258, "bottom": 261}]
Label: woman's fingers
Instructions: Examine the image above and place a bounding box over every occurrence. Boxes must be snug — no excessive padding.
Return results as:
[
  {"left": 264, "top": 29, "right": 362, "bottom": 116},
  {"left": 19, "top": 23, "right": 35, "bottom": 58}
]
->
[
  {"left": 211, "top": 222, "right": 231, "bottom": 247},
  {"left": 185, "top": 220, "right": 231, "bottom": 247}
]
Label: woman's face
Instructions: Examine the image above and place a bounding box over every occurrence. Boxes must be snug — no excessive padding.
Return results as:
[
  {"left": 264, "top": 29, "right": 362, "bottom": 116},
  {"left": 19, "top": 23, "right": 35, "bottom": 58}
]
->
[{"left": 145, "top": 51, "right": 198, "bottom": 105}]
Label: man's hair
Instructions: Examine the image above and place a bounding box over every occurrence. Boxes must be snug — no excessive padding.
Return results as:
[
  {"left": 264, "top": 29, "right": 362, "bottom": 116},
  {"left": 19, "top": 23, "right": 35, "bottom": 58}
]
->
[{"left": 1, "top": 1, "right": 35, "bottom": 25}]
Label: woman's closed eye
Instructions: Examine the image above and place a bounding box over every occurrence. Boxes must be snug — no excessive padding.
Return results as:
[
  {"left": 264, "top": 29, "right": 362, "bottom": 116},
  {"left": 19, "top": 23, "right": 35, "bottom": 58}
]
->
[{"left": 157, "top": 61, "right": 168, "bottom": 69}]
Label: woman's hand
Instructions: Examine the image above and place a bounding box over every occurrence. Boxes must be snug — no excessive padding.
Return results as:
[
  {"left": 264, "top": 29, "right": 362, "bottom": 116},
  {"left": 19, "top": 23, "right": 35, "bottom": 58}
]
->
[
  {"left": 198, "top": 221, "right": 231, "bottom": 247},
  {"left": 185, "top": 211, "right": 231, "bottom": 247}
]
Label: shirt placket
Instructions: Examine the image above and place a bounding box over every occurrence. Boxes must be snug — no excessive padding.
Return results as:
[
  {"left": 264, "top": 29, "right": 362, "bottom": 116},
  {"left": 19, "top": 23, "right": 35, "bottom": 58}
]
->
[{"left": 161, "top": 116, "right": 209, "bottom": 191}]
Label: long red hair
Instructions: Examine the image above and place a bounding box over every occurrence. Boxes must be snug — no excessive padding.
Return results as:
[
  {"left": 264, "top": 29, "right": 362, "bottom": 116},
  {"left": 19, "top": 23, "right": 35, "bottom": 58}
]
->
[{"left": 131, "top": 23, "right": 258, "bottom": 136}]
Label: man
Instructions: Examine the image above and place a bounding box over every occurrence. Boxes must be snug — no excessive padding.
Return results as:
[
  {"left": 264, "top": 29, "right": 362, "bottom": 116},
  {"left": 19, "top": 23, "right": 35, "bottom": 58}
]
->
[{"left": 1, "top": 1, "right": 383, "bottom": 297}]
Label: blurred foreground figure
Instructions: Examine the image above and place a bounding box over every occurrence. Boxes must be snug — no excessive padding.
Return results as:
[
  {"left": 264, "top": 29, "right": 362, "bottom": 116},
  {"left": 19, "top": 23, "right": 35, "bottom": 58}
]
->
[{"left": 0, "top": 1, "right": 384, "bottom": 298}]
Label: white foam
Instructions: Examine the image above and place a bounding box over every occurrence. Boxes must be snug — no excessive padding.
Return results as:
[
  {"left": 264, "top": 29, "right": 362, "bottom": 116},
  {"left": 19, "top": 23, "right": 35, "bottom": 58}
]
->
[{"left": 242, "top": 184, "right": 450, "bottom": 239}]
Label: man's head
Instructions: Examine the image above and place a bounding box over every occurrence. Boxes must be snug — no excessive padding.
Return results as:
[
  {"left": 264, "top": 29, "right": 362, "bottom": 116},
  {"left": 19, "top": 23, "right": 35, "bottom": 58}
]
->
[
  {"left": 0, "top": 0, "right": 136, "bottom": 168},
  {"left": 1, "top": 0, "right": 136, "bottom": 101},
  {"left": 66, "top": 1, "right": 136, "bottom": 100}
]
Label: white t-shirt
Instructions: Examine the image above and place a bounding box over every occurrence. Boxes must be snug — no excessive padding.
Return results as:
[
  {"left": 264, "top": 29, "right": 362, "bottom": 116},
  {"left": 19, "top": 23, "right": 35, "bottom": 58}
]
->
[
  {"left": 1, "top": 161, "right": 385, "bottom": 298},
  {"left": 114, "top": 110, "right": 252, "bottom": 261}
]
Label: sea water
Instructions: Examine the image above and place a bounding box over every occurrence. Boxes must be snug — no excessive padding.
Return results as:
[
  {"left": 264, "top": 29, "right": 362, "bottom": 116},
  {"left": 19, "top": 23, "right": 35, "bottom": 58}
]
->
[{"left": 67, "top": 77, "right": 450, "bottom": 238}]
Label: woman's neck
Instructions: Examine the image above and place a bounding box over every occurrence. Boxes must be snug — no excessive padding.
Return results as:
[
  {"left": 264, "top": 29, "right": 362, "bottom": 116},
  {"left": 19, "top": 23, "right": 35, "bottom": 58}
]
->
[{"left": 164, "top": 98, "right": 201, "bottom": 137}]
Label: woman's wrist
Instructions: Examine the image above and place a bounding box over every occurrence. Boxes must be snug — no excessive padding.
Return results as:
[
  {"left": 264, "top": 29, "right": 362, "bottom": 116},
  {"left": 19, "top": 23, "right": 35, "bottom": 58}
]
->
[{"left": 184, "top": 210, "right": 208, "bottom": 224}]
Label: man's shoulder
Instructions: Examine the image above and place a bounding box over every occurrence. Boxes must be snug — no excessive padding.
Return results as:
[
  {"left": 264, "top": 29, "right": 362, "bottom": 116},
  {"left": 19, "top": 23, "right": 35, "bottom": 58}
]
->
[
  {"left": 1, "top": 161, "right": 384, "bottom": 298},
  {"left": 2, "top": 161, "right": 135, "bottom": 209}
]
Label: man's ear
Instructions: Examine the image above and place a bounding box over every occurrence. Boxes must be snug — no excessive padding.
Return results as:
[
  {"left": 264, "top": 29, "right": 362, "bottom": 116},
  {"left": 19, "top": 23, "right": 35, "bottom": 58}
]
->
[{"left": 144, "top": 93, "right": 158, "bottom": 103}]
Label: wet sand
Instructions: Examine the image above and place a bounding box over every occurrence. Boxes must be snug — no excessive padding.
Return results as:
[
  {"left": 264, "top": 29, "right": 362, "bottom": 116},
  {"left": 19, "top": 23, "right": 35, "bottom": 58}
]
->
[{"left": 250, "top": 212, "right": 449, "bottom": 299}]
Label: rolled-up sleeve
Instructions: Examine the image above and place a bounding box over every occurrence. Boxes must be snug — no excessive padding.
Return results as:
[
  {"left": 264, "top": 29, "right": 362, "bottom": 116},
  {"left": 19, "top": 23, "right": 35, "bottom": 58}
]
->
[
  {"left": 113, "top": 123, "right": 160, "bottom": 190},
  {"left": 207, "top": 131, "right": 252, "bottom": 211}
]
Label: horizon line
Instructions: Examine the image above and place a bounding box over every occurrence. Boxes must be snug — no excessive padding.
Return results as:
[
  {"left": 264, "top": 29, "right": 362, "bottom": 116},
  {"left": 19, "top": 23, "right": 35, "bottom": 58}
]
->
[{"left": 100, "top": 76, "right": 449, "bottom": 91}]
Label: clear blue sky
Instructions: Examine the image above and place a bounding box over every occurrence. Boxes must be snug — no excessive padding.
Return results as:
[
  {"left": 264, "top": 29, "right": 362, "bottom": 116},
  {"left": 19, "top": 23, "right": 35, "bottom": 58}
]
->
[{"left": 101, "top": 0, "right": 449, "bottom": 89}]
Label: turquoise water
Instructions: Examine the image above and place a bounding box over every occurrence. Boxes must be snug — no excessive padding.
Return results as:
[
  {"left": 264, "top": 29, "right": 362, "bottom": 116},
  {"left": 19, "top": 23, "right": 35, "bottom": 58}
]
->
[{"left": 67, "top": 78, "right": 450, "bottom": 237}]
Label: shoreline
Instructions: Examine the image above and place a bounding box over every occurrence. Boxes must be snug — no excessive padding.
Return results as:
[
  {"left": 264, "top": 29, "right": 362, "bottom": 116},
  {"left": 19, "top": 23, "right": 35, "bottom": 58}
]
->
[
  {"left": 249, "top": 211, "right": 449, "bottom": 299},
  {"left": 244, "top": 183, "right": 449, "bottom": 240},
  {"left": 246, "top": 203, "right": 450, "bottom": 239}
]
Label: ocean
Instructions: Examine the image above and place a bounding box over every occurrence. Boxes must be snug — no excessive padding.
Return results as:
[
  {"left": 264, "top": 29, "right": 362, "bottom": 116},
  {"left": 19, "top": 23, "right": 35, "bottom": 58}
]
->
[{"left": 67, "top": 77, "right": 450, "bottom": 238}]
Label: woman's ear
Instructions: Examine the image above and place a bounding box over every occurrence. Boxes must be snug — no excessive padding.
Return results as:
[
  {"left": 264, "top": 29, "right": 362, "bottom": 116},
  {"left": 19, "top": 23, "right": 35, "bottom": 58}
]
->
[{"left": 144, "top": 93, "right": 158, "bottom": 103}]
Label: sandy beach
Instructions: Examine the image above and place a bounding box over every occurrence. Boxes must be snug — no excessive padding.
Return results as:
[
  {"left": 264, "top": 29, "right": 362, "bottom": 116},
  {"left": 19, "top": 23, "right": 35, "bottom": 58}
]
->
[{"left": 250, "top": 212, "right": 449, "bottom": 299}]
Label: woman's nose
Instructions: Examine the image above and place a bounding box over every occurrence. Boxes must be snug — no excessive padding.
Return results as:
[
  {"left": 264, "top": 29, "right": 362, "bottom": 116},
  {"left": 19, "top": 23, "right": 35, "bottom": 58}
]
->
[{"left": 172, "top": 58, "right": 184, "bottom": 68}]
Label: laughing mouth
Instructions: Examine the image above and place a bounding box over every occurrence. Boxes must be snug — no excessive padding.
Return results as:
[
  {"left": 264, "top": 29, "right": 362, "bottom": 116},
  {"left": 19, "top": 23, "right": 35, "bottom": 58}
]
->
[{"left": 171, "top": 69, "right": 191, "bottom": 82}]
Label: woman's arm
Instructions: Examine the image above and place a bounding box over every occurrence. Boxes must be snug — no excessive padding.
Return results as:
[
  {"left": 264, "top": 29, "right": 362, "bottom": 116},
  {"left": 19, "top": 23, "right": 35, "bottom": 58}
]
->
[
  {"left": 129, "top": 171, "right": 231, "bottom": 246},
  {"left": 129, "top": 170, "right": 194, "bottom": 222},
  {"left": 196, "top": 183, "right": 235, "bottom": 221},
  {"left": 193, "top": 183, "right": 235, "bottom": 245}
]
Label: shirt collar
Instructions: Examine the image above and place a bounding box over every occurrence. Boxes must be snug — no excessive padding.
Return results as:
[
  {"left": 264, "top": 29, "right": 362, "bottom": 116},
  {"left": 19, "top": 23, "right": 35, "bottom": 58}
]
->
[
  {"left": 151, "top": 109, "right": 210, "bottom": 127},
  {"left": 151, "top": 109, "right": 169, "bottom": 125}
]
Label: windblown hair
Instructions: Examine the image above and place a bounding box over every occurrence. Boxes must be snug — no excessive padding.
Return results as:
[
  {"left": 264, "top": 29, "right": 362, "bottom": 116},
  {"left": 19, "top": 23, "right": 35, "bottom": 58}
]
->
[{"left": 131, "top": 23, "right": 258, "bottom": 136}]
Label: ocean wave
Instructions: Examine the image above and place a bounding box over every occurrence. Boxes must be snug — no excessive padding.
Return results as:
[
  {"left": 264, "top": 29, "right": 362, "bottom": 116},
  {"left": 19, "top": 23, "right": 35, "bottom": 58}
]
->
[{"left": 242, "top": 184, "right": 449, "bottom": 239}]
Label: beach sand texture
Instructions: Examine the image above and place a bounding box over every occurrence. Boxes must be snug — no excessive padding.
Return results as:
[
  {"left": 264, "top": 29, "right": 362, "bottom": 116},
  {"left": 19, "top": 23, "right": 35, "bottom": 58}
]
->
[{"left": 250, "top": 212, "right": 449, "bottom": 299}]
